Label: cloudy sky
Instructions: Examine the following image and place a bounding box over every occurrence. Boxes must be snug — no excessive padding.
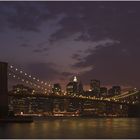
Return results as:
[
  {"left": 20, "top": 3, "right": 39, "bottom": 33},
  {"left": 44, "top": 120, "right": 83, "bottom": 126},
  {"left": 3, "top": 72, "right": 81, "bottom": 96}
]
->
[{"left": 0, "top": 1, "right": 140, "bottom": 89}]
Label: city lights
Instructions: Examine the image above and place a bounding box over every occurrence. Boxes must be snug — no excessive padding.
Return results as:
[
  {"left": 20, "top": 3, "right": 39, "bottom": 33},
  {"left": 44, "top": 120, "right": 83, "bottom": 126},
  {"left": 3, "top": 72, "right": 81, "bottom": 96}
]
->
[
  {"left": 5, "top": 63, "right": 140, "bottom": 119},
  {"left": 1, "top": 2, "right": 140, "bottom": 138}
]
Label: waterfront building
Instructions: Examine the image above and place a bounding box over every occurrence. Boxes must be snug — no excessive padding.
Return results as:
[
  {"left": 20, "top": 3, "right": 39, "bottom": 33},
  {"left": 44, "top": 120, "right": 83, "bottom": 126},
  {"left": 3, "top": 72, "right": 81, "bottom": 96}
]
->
[
  {"left": 9, "top": 96, "right": 53, "bottom": 114},
  {"left": 11, "top": 84, "right": 34, "bottom": 94}
]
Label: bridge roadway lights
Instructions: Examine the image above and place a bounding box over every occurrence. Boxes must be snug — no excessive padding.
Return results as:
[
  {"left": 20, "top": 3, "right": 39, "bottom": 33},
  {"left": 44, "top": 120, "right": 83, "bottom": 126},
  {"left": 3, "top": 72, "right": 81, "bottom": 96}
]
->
[{"left": 0, "top": 62, "right": 8, "bottom": 117}]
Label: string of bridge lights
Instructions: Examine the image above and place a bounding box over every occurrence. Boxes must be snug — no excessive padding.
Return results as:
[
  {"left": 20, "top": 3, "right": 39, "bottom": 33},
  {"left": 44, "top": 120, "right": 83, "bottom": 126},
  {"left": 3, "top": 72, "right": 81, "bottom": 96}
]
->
[
  {"left": 8, "top": 65, "right": 53, "bottom": 93},
  {"left": 8, "top": 65, "right": 52, "bottom": 87},
  {"left": 8, "top": 72, "right": 48, "bottom": 91}
]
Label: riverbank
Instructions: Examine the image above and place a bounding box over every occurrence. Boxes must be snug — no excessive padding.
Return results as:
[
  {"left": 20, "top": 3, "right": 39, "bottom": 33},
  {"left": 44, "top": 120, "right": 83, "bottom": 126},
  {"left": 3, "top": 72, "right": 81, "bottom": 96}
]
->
[{"left": 0, "top": 116, "right": 33, "bottom": 123}]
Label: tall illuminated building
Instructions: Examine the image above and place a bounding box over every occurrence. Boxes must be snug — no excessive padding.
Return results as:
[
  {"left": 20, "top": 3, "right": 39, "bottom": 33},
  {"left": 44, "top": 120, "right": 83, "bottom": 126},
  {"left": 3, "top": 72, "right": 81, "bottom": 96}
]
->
[{"left": 66, "top": 76, "right": 83, "bottom": 96}]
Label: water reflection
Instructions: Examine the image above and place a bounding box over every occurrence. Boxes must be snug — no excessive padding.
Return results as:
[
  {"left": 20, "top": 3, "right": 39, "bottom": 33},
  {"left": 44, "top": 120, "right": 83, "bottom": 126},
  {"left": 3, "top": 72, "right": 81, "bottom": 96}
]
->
[{"left": 0, "top": 118, "right": 140, "bottom": 138}]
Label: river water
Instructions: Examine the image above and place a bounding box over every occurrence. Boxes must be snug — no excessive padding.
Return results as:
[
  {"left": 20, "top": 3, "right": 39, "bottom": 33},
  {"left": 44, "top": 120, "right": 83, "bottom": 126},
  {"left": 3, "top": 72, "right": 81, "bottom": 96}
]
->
[{"left": 0, "top": 118, "right": 140, "bottom": 139}]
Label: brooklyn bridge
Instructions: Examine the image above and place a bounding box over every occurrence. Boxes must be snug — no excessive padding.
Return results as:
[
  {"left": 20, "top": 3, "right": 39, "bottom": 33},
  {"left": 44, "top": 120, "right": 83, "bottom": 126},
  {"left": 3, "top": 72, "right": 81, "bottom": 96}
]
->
[{"left": 0, "top": 62, "right": 140, "bottom": 118}]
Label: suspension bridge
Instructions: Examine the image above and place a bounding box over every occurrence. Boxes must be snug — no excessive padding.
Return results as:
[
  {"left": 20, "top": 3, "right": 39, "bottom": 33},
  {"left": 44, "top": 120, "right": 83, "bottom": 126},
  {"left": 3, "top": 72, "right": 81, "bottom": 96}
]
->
[
  {"left": 0, "top": 62, "right": 140, "bottom": 117},
  {"left": 7, "top": 63, "right": 140, "bottom": 105}
]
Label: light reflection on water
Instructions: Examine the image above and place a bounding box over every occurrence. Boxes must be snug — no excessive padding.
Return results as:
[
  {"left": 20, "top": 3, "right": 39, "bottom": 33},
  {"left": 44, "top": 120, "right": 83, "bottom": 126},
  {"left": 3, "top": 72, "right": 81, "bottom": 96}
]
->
[{"left": 0, "top": 118, "right": 140, "bottom": 139}]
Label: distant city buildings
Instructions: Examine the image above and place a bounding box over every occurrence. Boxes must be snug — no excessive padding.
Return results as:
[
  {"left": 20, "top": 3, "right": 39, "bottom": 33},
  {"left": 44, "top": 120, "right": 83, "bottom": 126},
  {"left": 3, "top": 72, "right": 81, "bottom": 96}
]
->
[
  {"left": 9, "top": 77, "right": 123, "bottom": 99},
  {"left": 11, "top": 84, "right": 34, "bottom": 94},
  {"left": 50, "top": 77, "right": 122, "bottom": 99}
]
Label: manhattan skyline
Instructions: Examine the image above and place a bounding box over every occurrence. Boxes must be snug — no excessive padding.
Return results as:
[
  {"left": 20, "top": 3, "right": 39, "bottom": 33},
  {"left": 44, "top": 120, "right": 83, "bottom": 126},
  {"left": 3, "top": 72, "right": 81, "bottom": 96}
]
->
[{"left": 0, "top": 1, "right": 140, "bottom": 89}]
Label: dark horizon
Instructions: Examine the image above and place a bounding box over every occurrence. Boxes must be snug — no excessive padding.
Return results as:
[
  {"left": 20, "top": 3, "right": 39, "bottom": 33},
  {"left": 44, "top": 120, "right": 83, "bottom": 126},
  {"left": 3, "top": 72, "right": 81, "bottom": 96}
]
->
[{"left": 0, "top": 1, "right": 140, "bottom": 89}]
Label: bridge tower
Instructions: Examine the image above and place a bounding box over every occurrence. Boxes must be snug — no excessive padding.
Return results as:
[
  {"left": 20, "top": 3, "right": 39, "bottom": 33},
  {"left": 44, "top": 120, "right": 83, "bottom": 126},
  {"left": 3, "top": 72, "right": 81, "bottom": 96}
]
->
[{"left": 0, "top": 62, "right": 8, "bottom": 117}]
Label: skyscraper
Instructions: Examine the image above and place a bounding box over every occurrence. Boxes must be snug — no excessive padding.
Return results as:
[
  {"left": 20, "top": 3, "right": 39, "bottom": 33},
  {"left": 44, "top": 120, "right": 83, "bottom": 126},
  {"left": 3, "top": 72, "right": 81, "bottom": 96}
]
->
[
  {"left": 90, "top": 79, "right": 100, "bottom": 97},
  {"left": 66, "top": 76, "right": 83, "bottom": 96}
]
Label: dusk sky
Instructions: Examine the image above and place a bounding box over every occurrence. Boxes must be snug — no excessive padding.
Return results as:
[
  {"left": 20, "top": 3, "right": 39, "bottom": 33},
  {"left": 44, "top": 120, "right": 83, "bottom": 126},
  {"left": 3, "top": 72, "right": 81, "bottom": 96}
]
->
[{"left": 0, "top": 1, "right": 140, "bottom": 89}]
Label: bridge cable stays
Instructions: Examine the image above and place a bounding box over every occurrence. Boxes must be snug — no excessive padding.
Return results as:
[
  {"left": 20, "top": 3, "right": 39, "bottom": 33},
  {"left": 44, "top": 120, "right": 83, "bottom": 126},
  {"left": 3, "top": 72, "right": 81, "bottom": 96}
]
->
[{"left": 8, "top": 65, "right": 52, "bottom": 94}]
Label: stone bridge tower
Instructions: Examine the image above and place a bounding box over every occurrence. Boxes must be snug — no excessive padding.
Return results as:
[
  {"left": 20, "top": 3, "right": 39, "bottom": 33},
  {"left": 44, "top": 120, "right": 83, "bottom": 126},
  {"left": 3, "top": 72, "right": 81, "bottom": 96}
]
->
[{"left": 0, "top": 62, "right": 8, "bottom": 117}]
